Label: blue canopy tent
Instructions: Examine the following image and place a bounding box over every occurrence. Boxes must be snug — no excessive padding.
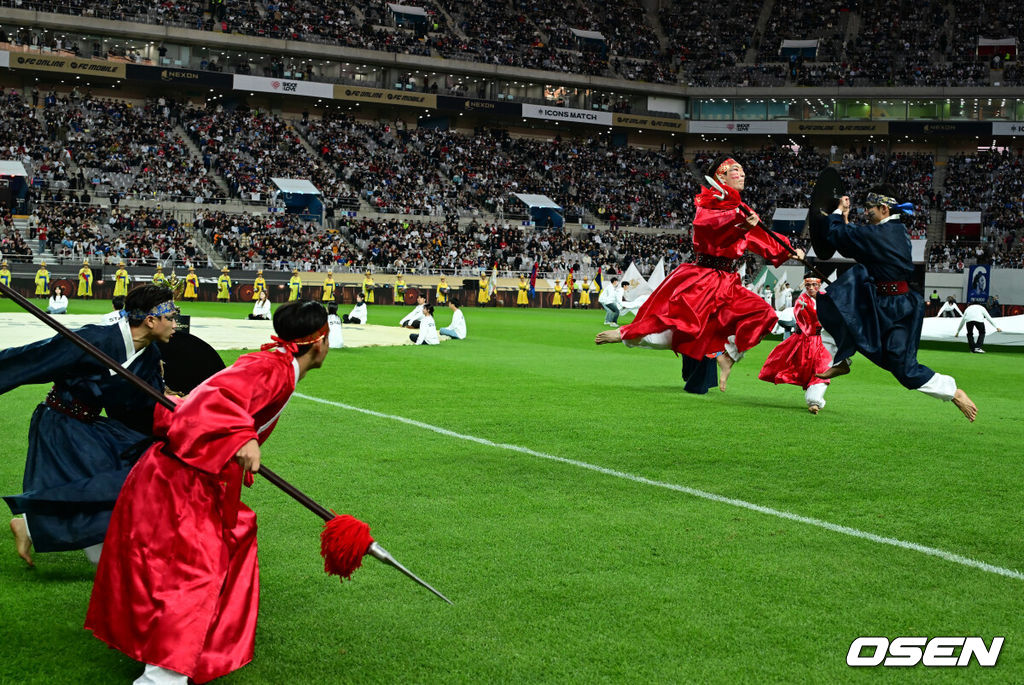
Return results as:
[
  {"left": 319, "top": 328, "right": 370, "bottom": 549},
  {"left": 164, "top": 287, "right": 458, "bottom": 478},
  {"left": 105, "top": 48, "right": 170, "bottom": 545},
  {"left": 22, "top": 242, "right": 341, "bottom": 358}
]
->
[
  {"left": 512, "top": 193, "right": 564, "bottom": 229},
  {"left": 0, "top": 160, "right": 30, "bottom": 213},
  {"left": 388, "top": 3, "right": 428, "bottom": 30},
  {"left": 780, "top": 39, "right": 819, "bottom": 59},
  {"left": 271, "top": 178, "right": 323, "bottom": 223},
  {"left": 570, "top": 28, "right": 608, "bottom": 58}
]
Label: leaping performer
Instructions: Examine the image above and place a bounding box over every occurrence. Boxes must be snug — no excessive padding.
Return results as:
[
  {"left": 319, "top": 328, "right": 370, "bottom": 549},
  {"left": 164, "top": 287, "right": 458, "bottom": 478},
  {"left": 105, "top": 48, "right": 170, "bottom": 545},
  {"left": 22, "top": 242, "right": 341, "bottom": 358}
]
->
[
  {"left": 811, "top": 187, "right": 977, "bottom": 421},
  {"left": 595, "top": 156, "right": 804, "bottom": 392},
  {"left": 758, "top": 273, "right": 834, "bottom": 413}
]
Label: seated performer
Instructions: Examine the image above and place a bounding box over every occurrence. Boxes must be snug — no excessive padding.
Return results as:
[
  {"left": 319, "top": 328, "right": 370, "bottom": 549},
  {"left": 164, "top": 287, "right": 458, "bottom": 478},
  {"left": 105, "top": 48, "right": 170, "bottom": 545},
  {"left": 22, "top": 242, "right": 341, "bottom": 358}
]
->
[
  {"left": 813, "top": 189, "right": 976, "bottom": 421},
  {"left": 400, "top": 293, "right": 427, "bottom": 329},
  {"left": 343, "top": 293, "right": 367, "bottom": 324},
  {"left": 86, "top": 300, "right": 331, "bottom": 685},
  {"left": 595, "top": 156, "right": 802, "bottom": 392},
  {"left": 758, "top": 273, "right": 834, "bottom": 414},
  {"left": 46, "top": 285, "right": 68, "bottom": 315},
  {"left": 410, "top": 304, "right": 440, "bottom": 345},
  {"left": 249, "top": 290, "right": 271, "bottom": 320}
]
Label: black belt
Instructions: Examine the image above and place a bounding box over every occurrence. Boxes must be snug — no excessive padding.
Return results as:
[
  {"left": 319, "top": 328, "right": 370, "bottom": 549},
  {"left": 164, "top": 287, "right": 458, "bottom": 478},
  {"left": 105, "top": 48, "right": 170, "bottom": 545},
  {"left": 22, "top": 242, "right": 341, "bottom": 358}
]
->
[
  {"left": 693, "top": 254, "right": 740, "bottom": 272},
  {"left": 45, "top": 387, "right": 100, "bottom": 422},
  {"left": 876, "top": 280, "right": 909, "bottom": 296}
]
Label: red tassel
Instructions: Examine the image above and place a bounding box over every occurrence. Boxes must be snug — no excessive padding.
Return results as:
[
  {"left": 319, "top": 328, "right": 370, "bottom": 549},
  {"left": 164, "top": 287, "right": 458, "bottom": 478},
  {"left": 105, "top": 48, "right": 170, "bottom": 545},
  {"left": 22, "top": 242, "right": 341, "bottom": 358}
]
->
[{"left": 320, "top": 514, "right": 374, "bottom": 582}]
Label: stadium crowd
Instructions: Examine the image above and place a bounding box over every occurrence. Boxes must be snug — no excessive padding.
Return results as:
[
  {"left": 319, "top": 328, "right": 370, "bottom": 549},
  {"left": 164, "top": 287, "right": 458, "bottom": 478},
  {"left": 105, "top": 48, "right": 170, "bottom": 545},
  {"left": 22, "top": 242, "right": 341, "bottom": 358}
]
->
[{"left": 3, "top": 0, "right": 1016, "bottom": 88}]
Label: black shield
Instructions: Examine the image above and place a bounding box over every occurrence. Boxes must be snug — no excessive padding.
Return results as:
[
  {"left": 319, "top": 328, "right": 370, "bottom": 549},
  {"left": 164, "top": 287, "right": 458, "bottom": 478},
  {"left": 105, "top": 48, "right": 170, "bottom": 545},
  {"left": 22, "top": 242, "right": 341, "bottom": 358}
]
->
[
  {"left": 807, "top": 167, "right": 844, "bottom": 260},
  {"left": 158, "top": 331, "right": 226, "bottom": 394}
]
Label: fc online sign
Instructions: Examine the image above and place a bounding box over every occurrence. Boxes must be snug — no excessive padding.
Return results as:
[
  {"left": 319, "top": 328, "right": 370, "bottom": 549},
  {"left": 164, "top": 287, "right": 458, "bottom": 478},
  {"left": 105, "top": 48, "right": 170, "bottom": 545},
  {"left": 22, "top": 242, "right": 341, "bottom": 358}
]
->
[{"left": 848, "top": 637, "right": 1003, "bottom": 667}]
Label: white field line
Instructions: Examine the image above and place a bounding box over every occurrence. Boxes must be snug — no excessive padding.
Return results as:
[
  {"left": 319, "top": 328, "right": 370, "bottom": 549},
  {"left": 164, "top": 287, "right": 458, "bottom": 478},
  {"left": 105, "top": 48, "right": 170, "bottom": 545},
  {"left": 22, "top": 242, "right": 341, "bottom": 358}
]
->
[{"left": 296, "top": 392, "right": 1024, "bottom": 582}]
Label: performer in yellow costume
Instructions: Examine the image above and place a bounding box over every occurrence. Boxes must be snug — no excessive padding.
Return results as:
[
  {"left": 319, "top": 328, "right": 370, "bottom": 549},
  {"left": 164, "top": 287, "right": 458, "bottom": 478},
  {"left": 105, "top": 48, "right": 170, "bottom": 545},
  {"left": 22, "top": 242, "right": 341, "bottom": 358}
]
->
[
  {"left": 393, "top": 274, "right": 406, "bottom": 304},
  {"left": 288, "top": 269, "right": 302, "bottom": 301},
  {"left": 34, "top": 261, "right": 50, "bottom": 295},
  {"left": 478, "top": 275, "right": 490, "bottom": 306},
  {"left": 436, "top": 276, "right": 449, "bottom": 305},
  {"left": 0, "top": 260, "right": 11, "bottom": 291},
  {"left": 322, "top": 271, "right": 336, "bottom": 302},
  {"left": 183, "top": 266, "right": 199, "bottom": 301},
  {"left": 152, "top": 265, "right": 168, "bottom": 288},
  {"left": 113, "top": 262, "right": 131, "bottom": 297},
  {"left": 252, "top": 270, "right": 267, "bottom": 299},
  {"left": 78, "top": 259, "right": 93, "bottom": 298},
  {"left": 578, "top": 278, "right": 591, "bottom": 307},
  {"left": 217, "top": 267, "right": 232, "bottom": 301},
  {"left": 516, "top": 276, "right": 529, "bottom": 307},
  {"left": 362, "top": 270, "right": 375, "bottom": 303},
  {"left": 552, "top": 280, "right": 563, "bottom": 308}
]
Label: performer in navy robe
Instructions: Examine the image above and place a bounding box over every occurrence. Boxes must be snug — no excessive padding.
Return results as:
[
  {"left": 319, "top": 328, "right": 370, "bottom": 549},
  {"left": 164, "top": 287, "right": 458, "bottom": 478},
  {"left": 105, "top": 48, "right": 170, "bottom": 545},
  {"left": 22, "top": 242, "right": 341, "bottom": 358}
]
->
[
  {"left": 1, "top": 285, "right": 177, "bottom": 565},
  {"left": 813, "top": 186, "right": 977, "bottom": 421}
]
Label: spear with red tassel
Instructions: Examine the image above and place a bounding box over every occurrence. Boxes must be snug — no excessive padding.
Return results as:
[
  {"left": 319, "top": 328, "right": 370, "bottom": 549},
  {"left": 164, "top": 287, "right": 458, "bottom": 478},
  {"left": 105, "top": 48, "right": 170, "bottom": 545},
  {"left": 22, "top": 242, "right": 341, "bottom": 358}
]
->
[{"left": 0, "top": 281, "right": 452, "bottom": 604}]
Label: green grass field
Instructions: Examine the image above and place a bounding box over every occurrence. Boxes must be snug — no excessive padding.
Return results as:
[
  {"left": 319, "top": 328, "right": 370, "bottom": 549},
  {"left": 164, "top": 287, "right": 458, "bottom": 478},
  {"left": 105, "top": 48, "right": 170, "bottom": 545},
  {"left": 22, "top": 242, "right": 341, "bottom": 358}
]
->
[{"left": 1, "top": 299, "right": 1021, "bottom": 683}]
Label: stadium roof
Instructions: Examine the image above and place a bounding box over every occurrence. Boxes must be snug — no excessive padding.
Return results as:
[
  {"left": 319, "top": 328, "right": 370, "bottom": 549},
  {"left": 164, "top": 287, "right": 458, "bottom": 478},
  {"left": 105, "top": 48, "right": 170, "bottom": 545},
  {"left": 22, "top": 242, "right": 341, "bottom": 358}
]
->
[{"left": 271, "top": 178, "right": 321, "bottom": 195}]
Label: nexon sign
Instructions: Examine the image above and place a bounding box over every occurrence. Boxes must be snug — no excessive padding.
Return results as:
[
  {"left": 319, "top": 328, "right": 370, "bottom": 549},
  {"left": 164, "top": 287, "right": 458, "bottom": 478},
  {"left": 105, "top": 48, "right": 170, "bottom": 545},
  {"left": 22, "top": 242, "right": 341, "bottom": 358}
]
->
[{"left": 847, "top": 636, "right": 1003, "bottom": 667}]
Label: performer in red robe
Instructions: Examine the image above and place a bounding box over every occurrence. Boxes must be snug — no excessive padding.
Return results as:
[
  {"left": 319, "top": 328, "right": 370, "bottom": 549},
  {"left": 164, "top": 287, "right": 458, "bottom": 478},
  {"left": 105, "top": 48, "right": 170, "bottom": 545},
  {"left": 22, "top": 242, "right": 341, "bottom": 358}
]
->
[
  {"left": 595, "top": 157, "right": 803, "bottom": 391},
  {"left": 85, "top": 301, "right": 331, "bottom": 685},
  {"left": 758, "top": 274, "right": 834, "bottom": 413}
]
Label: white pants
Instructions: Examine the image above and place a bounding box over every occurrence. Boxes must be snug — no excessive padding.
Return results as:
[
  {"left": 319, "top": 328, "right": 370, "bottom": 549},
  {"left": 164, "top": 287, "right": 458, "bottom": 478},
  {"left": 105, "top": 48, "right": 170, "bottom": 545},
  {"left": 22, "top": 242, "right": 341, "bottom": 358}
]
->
[
  {"left": 623, "top": 331, "right": 745, "bottom": 364},
  {"left": 805, "top": 383, "right": 828, "bottom": 409},
  {"left": 134, "top": 664, "right": 188, "bottom": 685},
  {"left": 916, "top": 372, "right": 957, "bottom": 401}
]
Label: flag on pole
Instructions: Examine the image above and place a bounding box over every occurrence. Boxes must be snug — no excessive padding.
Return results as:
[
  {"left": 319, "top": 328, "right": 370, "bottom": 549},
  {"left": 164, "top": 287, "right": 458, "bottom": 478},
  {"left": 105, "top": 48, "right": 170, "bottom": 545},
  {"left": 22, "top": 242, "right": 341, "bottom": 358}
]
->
[
  {"left": 488, "top": 261, "right": 498, "bottom": 298},
  {"left": 751, "top": 266, "right": 778, "bottom": 293},
  {"left": 595, "top": 266, "right": 603, "bottom": 294},
  {"left": 528, "top": 262, "right": 538, "bottom": 298},
  {"left": 565, "top": 268, "right": 575, "bottom": 297}
]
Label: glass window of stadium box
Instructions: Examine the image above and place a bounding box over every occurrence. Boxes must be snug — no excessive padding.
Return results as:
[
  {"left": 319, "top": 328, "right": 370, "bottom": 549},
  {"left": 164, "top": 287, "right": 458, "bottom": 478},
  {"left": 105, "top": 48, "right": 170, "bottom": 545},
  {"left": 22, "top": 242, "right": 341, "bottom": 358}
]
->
[
  {"left": 693, "top": 100, "right": 733, "bottom": 120},
  {"left": 734, "top": 100, "right": 768, "bottom": 120},
  {"left": 979, "top": 99, "right": 1011, "bottom": 120},
  {"left": 801, "top": 99, "right": 835, "bottom": 120},
  {"left": 870, "top": 100, "right": 906, "bottom": 120},
  {"left": 908, "top": 101, "right": 942, "bottom": 119},
  {"left": 943, "top": 99, "right": 981, "bottom": 120},
  {"left": 1016, "top": 100, "right": 1024, "bottom": 120},
  {"left": 835, "top": 100, "right": 871, "bottom": 120}
]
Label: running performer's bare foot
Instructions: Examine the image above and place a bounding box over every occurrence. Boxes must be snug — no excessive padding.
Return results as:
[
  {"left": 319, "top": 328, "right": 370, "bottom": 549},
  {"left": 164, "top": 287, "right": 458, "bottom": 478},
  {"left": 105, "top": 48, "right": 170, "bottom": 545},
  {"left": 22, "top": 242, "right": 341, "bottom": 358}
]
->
[
  {"left": 815, "top": 359, "right": 850, "bottom": 380},
  {"left": 10, "top": 518, "right": 33, "bottom": 567},
  {"left": 808, "top": 404, "right": 820, "bottom": 415},
  {"left": 594, "top": 329, "right": 622, "bottom": 345},
  {"left": 716, "top": 354, "right": 734, "bottom": 392},
  {"left": 952, "top": 388, "right": 977, "bottom": 422}
]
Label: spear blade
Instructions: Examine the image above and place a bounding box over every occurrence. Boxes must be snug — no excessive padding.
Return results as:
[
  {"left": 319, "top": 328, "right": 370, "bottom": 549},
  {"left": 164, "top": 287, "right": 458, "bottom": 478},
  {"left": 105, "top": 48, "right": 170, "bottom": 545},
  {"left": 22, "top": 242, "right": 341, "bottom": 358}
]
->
[{"left": 366, "top": 541, "right": 453, "bottom": 605}]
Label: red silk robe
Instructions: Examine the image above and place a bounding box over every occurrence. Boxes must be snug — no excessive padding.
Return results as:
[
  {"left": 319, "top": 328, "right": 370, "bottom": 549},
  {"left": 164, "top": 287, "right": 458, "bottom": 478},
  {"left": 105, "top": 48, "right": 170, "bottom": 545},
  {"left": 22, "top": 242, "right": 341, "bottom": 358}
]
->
[
  {"left": 620, "top": 186, "right": 794, "bottom": 358},
  {"left": 759, "top": 292, "right": 833, "bottom": 389},
  {"left": 85, "top": 349, "right": 299, "bottom": 683}
]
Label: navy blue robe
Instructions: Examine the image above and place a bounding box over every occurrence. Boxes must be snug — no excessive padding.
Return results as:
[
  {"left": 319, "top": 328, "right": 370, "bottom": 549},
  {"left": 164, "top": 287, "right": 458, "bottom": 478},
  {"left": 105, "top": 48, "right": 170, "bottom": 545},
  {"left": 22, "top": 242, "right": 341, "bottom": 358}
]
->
[
  {"left": 816, "top": 214, "right": 934, "bottom": 390},
  {"left": 0, "top": 323, "right": 163, "bottom": 552}
]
